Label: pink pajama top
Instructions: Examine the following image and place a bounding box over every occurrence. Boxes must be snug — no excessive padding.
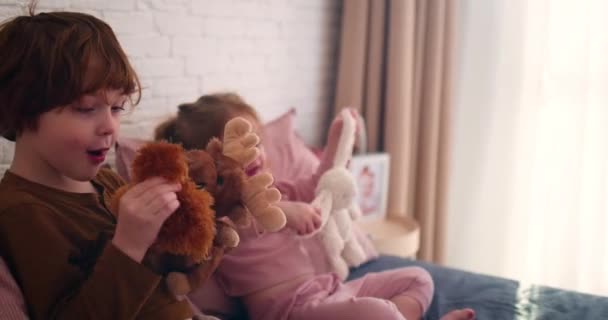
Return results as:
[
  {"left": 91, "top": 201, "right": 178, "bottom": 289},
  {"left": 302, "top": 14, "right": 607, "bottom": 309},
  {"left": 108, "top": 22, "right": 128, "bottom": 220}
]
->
[{"left": 214, "top": 220, "right": 316, "bottom": 297}]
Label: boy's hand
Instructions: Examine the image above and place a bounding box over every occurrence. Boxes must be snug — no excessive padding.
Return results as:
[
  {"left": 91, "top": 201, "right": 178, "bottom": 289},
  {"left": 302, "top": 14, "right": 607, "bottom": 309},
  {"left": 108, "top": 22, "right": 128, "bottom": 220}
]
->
[
  {"left": 280, "top": 201, "right": 322, "bottom": 235},
  {"left": 112, "top": 177, "right": 181, "bottom": 263}
]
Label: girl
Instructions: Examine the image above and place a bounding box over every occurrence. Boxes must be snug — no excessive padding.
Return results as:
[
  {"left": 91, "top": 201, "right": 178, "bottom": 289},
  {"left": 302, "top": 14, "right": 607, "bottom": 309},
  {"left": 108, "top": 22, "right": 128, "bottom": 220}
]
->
[{"left": 155, "top": 93, "right": 476, "bottom": 320}]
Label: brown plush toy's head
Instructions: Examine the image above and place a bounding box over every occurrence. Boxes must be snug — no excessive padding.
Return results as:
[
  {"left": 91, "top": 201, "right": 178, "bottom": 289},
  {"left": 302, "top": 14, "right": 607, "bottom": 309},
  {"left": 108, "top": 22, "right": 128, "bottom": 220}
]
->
[
  {"left": 113, "top": 142, "right": 216, "bottom": 272},
  {"left": 203, "top": 138, "right": 248, "bottom": 222},
  {"left": 185, "top": 149, "right": 217, "bottom": 190},
  {"left": 131, "top": 142, "right": 190, "bottom": 185}
]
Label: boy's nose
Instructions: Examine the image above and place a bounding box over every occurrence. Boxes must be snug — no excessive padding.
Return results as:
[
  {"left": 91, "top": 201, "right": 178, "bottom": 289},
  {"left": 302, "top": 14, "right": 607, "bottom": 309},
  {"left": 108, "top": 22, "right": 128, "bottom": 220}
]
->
[{"left": 97, "top": 111, "right": 118, "bottom": 136}]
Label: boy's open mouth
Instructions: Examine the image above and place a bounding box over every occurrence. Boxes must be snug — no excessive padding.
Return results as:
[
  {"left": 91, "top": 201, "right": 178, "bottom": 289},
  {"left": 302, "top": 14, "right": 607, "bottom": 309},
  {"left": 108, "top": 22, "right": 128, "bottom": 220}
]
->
[
  {"left": 86, "top": 148, "right": 109, "bottom": 163},
  {"left": 86, "top": 149, "right": 106, "bottom": 156}
]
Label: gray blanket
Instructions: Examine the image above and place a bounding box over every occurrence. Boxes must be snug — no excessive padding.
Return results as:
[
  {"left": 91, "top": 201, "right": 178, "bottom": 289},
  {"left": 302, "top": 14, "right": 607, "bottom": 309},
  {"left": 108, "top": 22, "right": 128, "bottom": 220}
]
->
[{"left": 348, "top": 255, "right": 608, "bottom": 320}]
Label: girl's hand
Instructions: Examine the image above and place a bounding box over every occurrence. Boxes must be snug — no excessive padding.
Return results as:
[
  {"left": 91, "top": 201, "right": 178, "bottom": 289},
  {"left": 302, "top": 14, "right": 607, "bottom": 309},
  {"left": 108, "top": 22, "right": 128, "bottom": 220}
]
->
[
  {"left": 112, "top": 177, "right": 182, "bottom": 263},
  {"left": 280, "top": 201, "right": 322, "bottom": 235}
]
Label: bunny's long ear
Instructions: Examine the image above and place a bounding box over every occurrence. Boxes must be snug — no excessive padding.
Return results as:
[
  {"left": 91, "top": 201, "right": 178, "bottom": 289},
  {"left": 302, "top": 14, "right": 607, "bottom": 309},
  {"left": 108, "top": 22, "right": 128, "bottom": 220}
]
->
[{"left": 333, "top": 109, "right": 357, "bottom": 168}]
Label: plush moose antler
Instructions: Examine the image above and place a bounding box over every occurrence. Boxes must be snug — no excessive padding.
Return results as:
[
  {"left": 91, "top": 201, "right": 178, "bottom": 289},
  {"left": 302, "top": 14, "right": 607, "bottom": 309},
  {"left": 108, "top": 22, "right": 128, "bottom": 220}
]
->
[{"left": 221, "top": 117, "right": 286, "bottom": 232}]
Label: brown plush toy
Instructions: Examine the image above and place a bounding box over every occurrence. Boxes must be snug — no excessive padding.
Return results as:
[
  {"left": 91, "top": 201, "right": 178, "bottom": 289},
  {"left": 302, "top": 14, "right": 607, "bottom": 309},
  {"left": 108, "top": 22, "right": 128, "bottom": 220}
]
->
[
  {"left": 191, "top": 139, "right": 249, "bottom": 227},
  {"left": 164, "top": 144, "right": 245, "bottom": 296},
  {"left": 110, "top": 142, "right": 217, "bottom": 274},
  {"left": 222, "top": 117, "right": 287, "bottom": 232},
  {"left": 166, "top": 117, "right": 287, "bottom": 296},
  {"left": 112, "top": 117, "right": 286, "bottom": 297},
  {"left": 110, "top": 140, "right": 242, "bottom": 293}
]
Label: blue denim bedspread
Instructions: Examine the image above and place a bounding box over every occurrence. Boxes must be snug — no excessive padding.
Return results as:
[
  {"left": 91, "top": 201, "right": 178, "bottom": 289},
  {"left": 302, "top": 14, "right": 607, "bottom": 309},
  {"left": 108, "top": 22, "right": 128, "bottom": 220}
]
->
[{"left": 348, "top": 255, "right": 608, "bottom": 320}]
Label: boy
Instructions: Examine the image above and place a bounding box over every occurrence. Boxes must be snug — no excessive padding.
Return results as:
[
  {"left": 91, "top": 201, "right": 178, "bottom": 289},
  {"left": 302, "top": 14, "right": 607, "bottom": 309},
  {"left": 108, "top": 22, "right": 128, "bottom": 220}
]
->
[{"left": 0, "top": 8, "right": 191, "bottom": 319}]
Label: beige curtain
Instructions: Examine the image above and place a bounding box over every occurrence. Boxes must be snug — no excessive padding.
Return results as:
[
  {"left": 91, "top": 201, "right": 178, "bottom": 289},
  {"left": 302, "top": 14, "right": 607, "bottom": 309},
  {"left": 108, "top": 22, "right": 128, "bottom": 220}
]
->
[{"left": 334, "top": 0, "right": 454, "bottom": 264}]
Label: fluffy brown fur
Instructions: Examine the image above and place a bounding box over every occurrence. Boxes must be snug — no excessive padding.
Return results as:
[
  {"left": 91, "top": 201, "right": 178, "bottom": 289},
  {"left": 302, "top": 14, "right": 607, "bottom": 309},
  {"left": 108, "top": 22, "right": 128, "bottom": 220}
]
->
[
  {"left": 184, "top": 142, "right": 248, "bottom": 225},
  {"left": 111, "top": 142, "right": 216, "bottom": 265},
  {"left": 203, "top": 138, "right": 249, "bottom": 224},
  {"left": 163, "top": 139, "right": 250, "bottom": 295}
]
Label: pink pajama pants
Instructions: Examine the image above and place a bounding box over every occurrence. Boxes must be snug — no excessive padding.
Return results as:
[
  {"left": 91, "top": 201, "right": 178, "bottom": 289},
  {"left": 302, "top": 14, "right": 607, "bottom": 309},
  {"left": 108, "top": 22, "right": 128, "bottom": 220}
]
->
[{"left": 285, "top": 267, "right": 434, "bottom": 320}]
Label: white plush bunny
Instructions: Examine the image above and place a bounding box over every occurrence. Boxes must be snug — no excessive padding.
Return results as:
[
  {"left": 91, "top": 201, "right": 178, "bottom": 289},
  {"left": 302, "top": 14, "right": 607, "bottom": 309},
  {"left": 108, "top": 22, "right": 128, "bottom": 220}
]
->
[{"left": 309, "top": 109, "right": 367, "bottom": 280}]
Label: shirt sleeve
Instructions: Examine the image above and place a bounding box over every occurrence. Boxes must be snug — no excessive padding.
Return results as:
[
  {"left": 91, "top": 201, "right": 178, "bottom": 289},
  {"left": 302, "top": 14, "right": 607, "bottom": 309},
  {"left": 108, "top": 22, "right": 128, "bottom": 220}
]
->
[
  {"left": 275, "top": 175, "right": 317, "bottom": 203},
  {"left": 0, "top": 256, "right": 28, "bottom": 319},
  {"left": 0, "top": 204, "right": 161, "bottom": 319}
]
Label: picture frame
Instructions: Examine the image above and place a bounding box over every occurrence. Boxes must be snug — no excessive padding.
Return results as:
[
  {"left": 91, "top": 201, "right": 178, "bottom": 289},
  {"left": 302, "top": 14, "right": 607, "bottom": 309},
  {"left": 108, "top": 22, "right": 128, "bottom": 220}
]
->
[{"left": 349, "top": 153, "right": 390, "bottom": 222}]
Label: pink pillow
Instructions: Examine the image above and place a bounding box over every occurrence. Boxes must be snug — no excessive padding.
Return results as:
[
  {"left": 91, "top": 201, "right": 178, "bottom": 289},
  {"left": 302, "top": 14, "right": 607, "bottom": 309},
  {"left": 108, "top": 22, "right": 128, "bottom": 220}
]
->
[
  {"left": 115, "top": 137, "right": 148, "bottom": 182},
  {"left": 262, "top": 108, "right": 320, "bottom": 182}
]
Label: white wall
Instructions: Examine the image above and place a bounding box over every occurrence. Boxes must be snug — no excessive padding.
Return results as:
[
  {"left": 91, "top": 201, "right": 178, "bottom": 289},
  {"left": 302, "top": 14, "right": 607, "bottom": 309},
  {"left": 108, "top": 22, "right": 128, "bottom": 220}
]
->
[{"left": 0, "top": 0, "right": 342, "bottom": 176}]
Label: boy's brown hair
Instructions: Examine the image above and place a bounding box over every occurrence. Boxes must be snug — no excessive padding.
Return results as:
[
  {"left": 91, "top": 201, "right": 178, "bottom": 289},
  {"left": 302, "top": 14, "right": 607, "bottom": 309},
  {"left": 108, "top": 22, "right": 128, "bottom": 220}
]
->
[
  {"left": 155, "top": 93, "right": 260, "bottom": 150},
  {"left": 0, "top": 6, "right": 141, "bottom": 141}
]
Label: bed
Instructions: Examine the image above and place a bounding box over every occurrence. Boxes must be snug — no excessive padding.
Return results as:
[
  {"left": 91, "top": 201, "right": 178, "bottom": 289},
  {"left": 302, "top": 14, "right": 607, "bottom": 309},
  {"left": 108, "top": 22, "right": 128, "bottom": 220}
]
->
[
  {"left": 348, "top": 255, "right": 608, "bottom": 320},
  {"left": 201, "top": 109, "right": 608, "bottom": 320},
  {"left": 115, "top": 111, "right": 608, "bottom": 320}
]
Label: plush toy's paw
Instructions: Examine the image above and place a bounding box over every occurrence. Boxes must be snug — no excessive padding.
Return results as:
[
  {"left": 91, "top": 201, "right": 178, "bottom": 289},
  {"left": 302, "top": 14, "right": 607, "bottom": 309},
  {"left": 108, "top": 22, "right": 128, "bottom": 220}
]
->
[
  {"left": 330, "top": 256, "right": 349, "bottom": 280},
  {"left": 222, "top": 117, "right": 260, "bottom": 167},
  {"left": 166, "top": 272, "right": 192, "bottom": 297},
  {"left": 216, "top": 220, "right": 240, "bottom": 248},
  {"left": 342, "top": 241, "right": 367, "bottom": 267},
  {"left": 166, "top": 247, "right": 226, "bottom": 297}
]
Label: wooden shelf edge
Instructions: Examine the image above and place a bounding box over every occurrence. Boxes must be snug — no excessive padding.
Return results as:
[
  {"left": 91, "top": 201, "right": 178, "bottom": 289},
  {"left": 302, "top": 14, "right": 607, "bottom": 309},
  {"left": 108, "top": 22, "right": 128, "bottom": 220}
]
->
[{"left": 356, "top": 216, "right": 420, "bottom": 258}]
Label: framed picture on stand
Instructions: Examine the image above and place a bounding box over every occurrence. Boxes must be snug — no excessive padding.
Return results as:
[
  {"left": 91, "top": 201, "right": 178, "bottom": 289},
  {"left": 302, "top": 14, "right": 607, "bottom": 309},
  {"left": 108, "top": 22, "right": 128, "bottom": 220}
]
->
[{"left": 348, "top": 153, "right": 390, "bottom": 222}]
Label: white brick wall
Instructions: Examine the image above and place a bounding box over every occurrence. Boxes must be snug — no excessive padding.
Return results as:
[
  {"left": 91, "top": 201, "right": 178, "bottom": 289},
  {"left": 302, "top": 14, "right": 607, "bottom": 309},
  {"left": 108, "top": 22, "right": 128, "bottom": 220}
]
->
[{"left": 0, "top": 0, "right": 342, "bottom": 177}]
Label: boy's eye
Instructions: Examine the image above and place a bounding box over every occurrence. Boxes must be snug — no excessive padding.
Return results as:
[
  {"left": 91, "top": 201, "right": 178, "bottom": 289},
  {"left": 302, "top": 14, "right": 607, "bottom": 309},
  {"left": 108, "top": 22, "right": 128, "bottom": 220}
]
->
[
  {"left": 76, "top": 108, "right": 95, "bottom": 114},
  {"left": 76, "top": 106, "right": 95, "bottom": 114},
  {"left": 112, "top": 106, "right": 126, "bottom": 113}
]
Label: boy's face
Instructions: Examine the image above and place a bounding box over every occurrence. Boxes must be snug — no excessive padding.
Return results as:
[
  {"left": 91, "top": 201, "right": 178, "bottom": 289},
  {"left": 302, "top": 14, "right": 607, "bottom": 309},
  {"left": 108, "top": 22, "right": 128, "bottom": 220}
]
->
[{"left": 21, "top": 89, "right": 126, "bottom": 182}]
